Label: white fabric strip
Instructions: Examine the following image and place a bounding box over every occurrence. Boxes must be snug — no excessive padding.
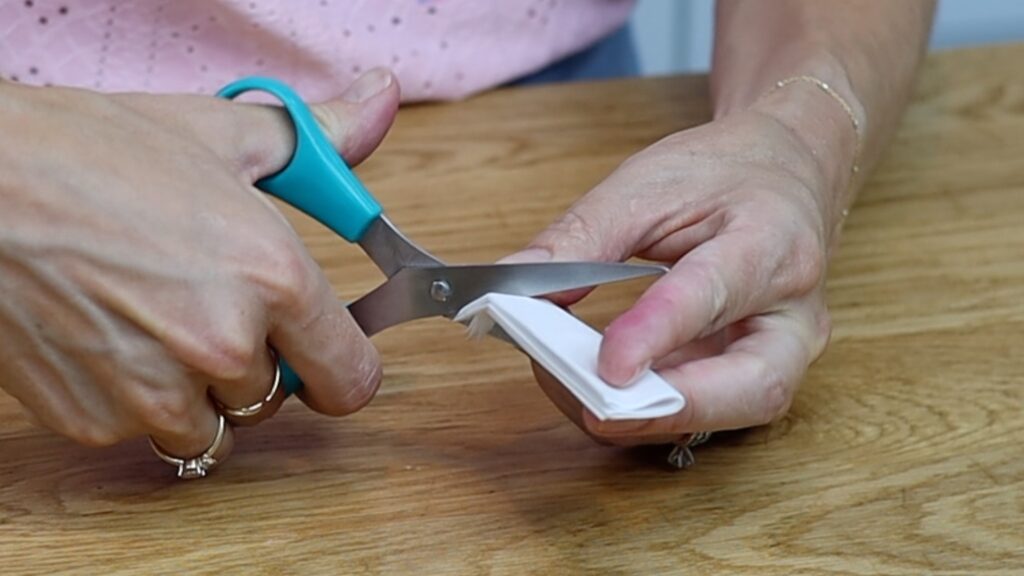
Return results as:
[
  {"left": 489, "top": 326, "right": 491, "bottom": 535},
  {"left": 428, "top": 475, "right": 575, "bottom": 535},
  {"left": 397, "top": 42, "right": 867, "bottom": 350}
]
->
[{"left": 454, "top": 293, "right": 685, "bottom": 421}]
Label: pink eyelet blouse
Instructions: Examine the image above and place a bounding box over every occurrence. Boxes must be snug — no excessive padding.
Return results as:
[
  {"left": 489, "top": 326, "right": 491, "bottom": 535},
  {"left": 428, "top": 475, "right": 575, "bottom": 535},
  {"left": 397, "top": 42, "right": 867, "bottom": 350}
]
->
[{"left": 0, "top": 0, "right": 635, "bottom": 101}]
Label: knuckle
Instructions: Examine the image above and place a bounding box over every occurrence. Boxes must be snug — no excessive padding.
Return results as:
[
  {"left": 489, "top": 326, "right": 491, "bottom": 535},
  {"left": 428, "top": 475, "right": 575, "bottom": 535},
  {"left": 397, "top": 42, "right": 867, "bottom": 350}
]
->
[
  {"left": 55, "top": 413, "right": 123, "bottom": 447},
  {"left": 732, "top": 236, "right": 764, "bottom": 281},
  {"left": 37, "top": 403, "right": 124, "bottom": 449},
  {"left": 690, "top": 261, "right": 730, "bottom": 332},
  {"left": 164, "top": 314, "right": 257, "bottom": 382},
  {"left": 169, "top": 312, "right": 256, "bottom": 381},
  {"left": 256, "top": 239, "right": 319, "bottom": 316},
  {"left": 536, "top": 207, "right": 607, "bottom": 258},
  {"left": 787, "top": 231, "right": 827, "bottom": 294},
  {"left": 738, "top": 206, "right": 826, "bottom": 299},
  {"left": 732, "top": 247, "right": 763, "bottom": 304},
  {"left": 133, "top": 391, "right": 197, "bottom": 438},
  {"left": 69, "top": 423, "right": 122, "bottom": 448},
  {"left": 751, "top": 358, "right": 793, "bottom": 425},
  {"left": 188, "top": 327, "right": 256, "bottom": 381}
]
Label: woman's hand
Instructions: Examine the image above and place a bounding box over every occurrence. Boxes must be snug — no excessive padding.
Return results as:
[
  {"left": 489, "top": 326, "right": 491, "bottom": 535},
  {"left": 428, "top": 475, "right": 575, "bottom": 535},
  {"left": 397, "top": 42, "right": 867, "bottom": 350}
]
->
[
  {"left": 0, "top": 69, "right": 398, "bottom": 461},
  {"left": 507, "top": 95, "right": 853, "bottom": 446}
]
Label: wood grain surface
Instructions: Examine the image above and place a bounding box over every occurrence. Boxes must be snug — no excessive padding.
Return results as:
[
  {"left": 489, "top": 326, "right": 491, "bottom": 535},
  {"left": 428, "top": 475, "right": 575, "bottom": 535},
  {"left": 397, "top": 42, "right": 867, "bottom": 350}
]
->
[{"left": 2, "top": 44, "right": 1023, "bottom": 575}]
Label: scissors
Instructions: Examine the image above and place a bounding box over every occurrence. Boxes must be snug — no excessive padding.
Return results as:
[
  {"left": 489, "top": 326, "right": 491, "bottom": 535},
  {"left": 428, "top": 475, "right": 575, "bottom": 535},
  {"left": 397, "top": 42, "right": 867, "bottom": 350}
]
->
[{"left": 217, "top": 77, "right": 666, "bottom": 395}]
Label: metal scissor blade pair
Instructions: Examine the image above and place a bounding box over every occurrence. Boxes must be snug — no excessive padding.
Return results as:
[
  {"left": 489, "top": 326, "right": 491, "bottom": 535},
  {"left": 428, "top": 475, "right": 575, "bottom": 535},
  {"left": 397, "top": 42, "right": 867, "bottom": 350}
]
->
[{"left": 348, "top": 261, "right": 667, "bottom": 336}]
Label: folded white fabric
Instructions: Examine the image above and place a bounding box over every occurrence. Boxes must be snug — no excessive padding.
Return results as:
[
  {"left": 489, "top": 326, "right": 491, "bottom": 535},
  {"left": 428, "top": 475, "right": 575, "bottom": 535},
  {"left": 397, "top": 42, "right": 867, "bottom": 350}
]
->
[{"left": 453, "top": 293, "right": 686, "bottom": 421}]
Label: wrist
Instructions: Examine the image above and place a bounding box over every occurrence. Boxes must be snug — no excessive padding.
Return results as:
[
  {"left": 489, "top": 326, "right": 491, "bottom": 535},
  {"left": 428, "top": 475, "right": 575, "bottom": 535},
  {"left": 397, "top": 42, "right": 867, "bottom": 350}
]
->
[
  {"left": 713, "top": 55, "right": 865, "bottom": 236},
  {"left": 759, "top": 83, "right": 857, "bottom": 186},
  {"left": 743, "top": 86, "right": 862, "bottom": 249}
]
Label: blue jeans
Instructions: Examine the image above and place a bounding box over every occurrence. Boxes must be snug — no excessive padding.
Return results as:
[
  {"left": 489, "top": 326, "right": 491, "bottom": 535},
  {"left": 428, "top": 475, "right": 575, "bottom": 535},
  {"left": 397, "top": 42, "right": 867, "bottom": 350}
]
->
[{"left": 515, "top": 25, "right": 639, "bottom": 86}]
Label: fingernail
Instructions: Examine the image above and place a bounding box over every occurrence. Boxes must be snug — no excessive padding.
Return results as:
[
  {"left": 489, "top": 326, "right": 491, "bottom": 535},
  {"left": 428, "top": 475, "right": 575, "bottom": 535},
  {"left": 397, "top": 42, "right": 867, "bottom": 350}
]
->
[
  {"left": 623, "top": 360, "right": 653, "bottom": 387},
  {"left": 343, "top": 69, "right": 393, "bottom": 103},
  {"left": 604, "top": 359, "right": 652, "bottom": 388},
  {"left": 498, "top": 247, "right": 552, "bottom": 264}
]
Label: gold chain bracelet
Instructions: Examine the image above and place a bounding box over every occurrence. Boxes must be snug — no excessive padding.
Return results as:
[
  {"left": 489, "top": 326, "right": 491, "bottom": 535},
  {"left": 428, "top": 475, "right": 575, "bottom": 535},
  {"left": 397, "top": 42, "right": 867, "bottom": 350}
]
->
[{"left": 771, "top": 75, "right": 863, "bottom": 178}]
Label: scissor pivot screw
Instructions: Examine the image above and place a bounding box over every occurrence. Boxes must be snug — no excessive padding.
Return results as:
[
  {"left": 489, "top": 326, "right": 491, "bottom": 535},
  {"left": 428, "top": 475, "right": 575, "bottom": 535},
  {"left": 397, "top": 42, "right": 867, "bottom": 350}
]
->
[{"left": 429, "top": 279, "right": 453, "bottom": 303}]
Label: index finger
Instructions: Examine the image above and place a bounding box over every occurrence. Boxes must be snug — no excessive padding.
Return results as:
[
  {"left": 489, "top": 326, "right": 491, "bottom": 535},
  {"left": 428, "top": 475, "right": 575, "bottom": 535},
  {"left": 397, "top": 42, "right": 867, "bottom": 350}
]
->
[{"left": 259, "top": 238, "right": 383, "bottom": 417}]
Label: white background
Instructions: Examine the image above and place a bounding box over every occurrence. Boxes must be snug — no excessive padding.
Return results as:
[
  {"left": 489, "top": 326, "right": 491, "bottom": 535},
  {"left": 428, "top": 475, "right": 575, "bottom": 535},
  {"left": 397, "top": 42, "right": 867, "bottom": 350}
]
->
[{"left": 629, "top": 0, "right": 1024, "bottom": 75}]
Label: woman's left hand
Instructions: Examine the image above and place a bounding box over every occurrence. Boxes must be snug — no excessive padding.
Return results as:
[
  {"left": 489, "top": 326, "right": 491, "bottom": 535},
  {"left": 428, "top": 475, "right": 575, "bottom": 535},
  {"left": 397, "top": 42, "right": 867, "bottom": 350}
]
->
[{"left": 504, "top": 104, "right": 849, "bottom": 446}]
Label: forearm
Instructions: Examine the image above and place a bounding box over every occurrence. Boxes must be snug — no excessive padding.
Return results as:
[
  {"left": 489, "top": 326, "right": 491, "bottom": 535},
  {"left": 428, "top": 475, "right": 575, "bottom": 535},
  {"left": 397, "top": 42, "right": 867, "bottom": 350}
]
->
[{"left": 710, "top": 0, "right": 935, "bottom": 224}]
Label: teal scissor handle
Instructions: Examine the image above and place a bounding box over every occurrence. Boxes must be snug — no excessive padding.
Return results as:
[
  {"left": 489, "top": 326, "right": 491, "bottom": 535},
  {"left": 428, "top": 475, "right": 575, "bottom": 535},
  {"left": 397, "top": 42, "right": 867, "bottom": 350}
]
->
[
  {"left": 217, "top": 76, "right": 382, "bottom": 395},
  {"left": 217, "top": 76, "right": 382, "bottom": 242}
]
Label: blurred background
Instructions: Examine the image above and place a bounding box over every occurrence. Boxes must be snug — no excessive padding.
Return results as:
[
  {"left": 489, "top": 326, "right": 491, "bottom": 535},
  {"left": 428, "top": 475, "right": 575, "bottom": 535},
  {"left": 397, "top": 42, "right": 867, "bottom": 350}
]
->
[{"left": 629, "top": 0, "right": 1024, "bottom": 75}]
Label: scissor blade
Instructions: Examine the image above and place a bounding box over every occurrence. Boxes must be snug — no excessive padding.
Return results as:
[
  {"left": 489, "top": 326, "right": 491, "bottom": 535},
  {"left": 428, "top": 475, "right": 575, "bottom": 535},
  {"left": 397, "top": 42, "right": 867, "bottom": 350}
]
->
[
  {"left": 358, "top": 215, "right": 444, "bottom": 278},
  {"left": 348, "top": 261, "right": 666, "bottom": 336},
  {"left": 439, "top": 262, "right": 668, "bottom": 302}
]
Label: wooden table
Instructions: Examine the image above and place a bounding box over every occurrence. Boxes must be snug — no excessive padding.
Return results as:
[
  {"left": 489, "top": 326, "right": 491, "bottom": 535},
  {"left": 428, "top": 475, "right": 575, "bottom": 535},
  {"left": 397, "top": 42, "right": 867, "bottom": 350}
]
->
[{"left": 3, "top": 44, "right": 1023, "bottom": 575}]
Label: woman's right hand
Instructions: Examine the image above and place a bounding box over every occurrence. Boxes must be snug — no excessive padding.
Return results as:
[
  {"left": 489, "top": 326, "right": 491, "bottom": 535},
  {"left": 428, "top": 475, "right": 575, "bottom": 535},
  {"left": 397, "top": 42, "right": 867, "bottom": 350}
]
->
[{"left": 0, "top": 69, "right": 399, "bottom": 463}]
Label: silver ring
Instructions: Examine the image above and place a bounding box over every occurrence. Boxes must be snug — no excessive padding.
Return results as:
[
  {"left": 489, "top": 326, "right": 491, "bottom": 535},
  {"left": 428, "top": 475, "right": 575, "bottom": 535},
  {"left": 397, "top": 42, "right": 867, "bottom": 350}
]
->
[
  {"left": 149, "top": 414, "right": 228, "bottom": 480},
  {"left": 217, "top": 349, "right": 282, "bottom": 419},
  {"left": 666, "top": 431, "right": 712, "bottom": 470}
]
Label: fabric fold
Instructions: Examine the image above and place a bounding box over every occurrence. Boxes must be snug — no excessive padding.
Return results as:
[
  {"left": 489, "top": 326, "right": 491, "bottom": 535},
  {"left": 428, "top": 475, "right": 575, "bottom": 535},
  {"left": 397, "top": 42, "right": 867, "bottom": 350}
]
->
[{"left": 454, "top": 293, "right": 685, "bottom": 421}]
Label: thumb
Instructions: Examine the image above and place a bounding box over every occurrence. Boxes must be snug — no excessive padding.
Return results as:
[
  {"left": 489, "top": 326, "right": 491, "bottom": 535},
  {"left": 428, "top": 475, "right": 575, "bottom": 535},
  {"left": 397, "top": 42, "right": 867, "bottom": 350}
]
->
[{"left": 197, "top": 68, "right": 400, "bottom": 181}]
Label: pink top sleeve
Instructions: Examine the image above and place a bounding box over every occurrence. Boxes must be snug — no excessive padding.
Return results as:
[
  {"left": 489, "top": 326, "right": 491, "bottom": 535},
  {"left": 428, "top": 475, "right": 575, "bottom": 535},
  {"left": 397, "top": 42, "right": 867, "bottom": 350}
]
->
[{"left": 0, "top": 0, "right": 634, "bottom": 102}]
